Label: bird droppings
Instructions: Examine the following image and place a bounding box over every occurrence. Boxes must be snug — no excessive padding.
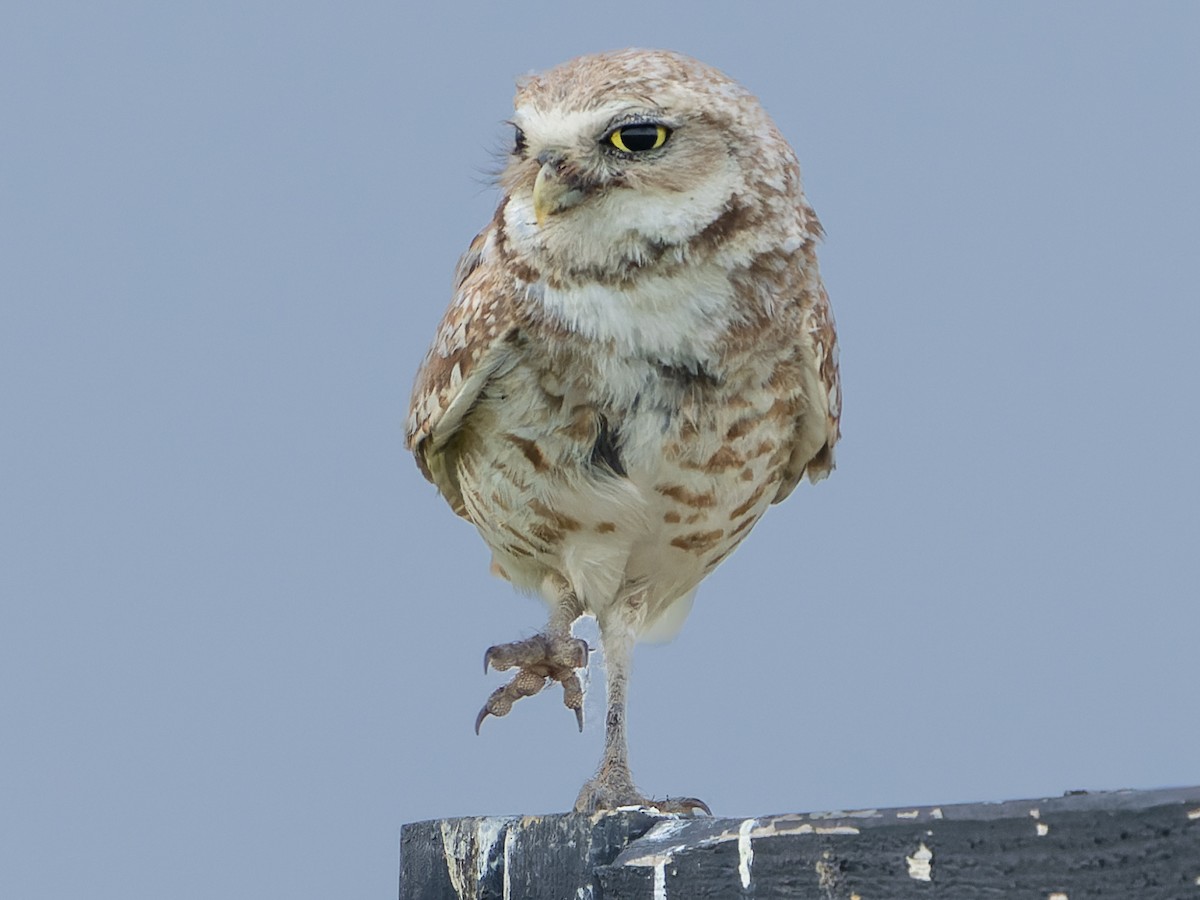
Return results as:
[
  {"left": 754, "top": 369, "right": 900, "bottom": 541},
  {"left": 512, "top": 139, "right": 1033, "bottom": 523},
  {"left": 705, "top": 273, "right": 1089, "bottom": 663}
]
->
[
  {"left": 896, "top": 809, "right": 920, "bottom": 819},
  {"left": 1187, "top": 807, "right": 1200, "bottom": 820},
  {"left": 648, "top": 818, "right": 692, "bottom": 837},
  {"left": 438, "top": 817, "right": 511, "bottom": 899},
  {"left": 930, "top": 807, "right": 943, "bottom": 819},
  {"left": 737, "top": 818, "right": 756, "bottom": 888},
  {"left": 620, "top": 847, "right": 684, "bottom": 869},
  {"left": 1048, "top": 893, "right": 1069, "bottom": 900},
  {"left": 621, "top": 811, "right": 861, "bottom": 896},
  {"left": 502, "top": 827, "right": 514, "bottom": 900},
  {"left": 652, "top": 860, "right": 666, "bottom": 900},
  {"left": 439, "top": 824, "right": 466, "bottom": 898},
  {"left": 1037, "top": 822, "right": 1051, "bottom": 836},
  {"left": 905, "top": 842, "right": 933, "bottom": 881}
]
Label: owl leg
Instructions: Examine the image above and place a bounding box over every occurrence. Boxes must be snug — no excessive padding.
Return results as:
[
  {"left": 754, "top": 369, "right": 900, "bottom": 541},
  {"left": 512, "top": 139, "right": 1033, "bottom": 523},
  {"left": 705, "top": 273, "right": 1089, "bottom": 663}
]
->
[
  {"left": 474, "top": 575, "right": 588, "bottom": 734},
  {"left": 573, "top": 616, "right": 710, "bottom": 815}
]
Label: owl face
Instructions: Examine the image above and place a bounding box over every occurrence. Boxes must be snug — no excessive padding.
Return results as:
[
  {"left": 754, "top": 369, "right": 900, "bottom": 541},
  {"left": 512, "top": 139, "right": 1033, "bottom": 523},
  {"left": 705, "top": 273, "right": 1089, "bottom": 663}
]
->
[{"left": 498, "top": 50, "right": 774, "bottom": 277}]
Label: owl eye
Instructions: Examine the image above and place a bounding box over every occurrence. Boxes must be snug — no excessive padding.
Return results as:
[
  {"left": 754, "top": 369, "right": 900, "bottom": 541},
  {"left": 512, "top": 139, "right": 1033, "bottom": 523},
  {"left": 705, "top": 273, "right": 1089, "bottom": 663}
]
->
[
  {"left": 513, "top": 126, "right": 527, "bottom": 156},
  {"left": 607, "top": 124, "right": 670, "bottom": 154}
]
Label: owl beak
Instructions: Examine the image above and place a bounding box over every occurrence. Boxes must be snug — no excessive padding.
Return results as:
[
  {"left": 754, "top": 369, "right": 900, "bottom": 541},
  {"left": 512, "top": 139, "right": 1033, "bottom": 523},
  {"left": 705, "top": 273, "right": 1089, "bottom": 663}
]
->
[{"left": 533, "top": 162, "right": 584, "bottom": 227}]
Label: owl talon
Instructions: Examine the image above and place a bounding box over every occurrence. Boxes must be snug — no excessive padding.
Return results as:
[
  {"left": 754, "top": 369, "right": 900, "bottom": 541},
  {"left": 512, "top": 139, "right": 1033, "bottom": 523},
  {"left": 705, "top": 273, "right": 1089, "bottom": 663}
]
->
[
  {"left": 477, "top": 632, "right": 588, "bottom": 733},
  {"left": 557, "top": 671, "right": 584, "bottom": 730}
]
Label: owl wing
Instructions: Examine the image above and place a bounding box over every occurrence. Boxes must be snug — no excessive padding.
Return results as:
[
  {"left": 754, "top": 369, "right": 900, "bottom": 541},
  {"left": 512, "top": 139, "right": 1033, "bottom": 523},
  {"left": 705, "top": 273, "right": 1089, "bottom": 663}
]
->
[
  {"left": 405, "top": 224, "right": 520, "bottom": 517},
  {"left": 773, "top": 274, "right": 841, "bottom": 503}
]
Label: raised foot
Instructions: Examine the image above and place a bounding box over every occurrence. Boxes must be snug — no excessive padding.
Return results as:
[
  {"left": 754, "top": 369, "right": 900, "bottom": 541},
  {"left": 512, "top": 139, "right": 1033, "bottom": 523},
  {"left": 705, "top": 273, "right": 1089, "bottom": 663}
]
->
[
  {"left": 474, "top": 633, "right": 589, "bottom": 734},
  {"left": 574, "top": 774, "right": 711, "bottom": 816}
]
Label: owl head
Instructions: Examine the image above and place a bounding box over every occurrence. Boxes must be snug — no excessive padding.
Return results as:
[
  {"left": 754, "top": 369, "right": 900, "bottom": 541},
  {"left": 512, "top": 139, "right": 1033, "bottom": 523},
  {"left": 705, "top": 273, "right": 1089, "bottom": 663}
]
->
[{"left": 497, "top": 49, "right": 804, "bottom": 281}]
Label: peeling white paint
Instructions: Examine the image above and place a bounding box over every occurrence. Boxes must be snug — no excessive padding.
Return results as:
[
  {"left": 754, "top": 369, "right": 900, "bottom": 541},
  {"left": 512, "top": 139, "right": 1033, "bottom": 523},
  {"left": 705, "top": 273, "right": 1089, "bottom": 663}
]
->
[
  {"left": 809, "top": 808, "right": 882, "bottom": 820},
  {"left": 652, "top": 861, "right": 666, "bottom": 900},
  {"left": 905, "top": 842, "right": 933, "bottom": 881},
  {"left": 738, "top": 818, "right": 757, "bottom": 888},
  {"left": 727, "top": 818, "right": 858, "bottom": 841},
  {"left": 896, "top": 809, "right": 920, "bottom": 819},
  {"left": 1029, "top": 809, "right": 1049, "bottom": 837},
  {"left": 930, "top": 807, "right": 943, "bottom": 819}
]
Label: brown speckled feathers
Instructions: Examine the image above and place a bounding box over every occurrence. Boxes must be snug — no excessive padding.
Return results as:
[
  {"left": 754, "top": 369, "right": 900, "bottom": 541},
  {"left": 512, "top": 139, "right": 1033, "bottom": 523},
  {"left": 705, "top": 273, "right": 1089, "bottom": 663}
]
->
[{"left": 403, "top": 48, "right": 841, "bottom": 814}]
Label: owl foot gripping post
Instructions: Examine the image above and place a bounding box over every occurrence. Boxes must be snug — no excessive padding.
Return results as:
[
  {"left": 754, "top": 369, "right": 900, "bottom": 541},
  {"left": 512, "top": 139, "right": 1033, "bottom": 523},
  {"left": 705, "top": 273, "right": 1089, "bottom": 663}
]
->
[{"left": 571, "top": 621, "right": 711, "bottom": 816}]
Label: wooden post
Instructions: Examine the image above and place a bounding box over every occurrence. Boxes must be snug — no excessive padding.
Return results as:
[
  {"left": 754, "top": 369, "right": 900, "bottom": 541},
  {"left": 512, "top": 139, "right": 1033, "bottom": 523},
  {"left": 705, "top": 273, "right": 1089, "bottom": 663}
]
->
[{"left": 400, "top": 785, "right": 1200, "bottom": 898}]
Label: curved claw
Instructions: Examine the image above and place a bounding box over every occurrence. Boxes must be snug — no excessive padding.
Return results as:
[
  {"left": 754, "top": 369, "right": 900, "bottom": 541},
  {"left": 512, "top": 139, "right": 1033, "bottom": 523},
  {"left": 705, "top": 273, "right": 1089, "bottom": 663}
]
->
[
  {"left": 564, "top": 638, "right": 589, "bottom": 670},
  {"left": 474, "top": 705, "right": 490, "bottom": 735},
  {"left": 483, "top": 643, "right": 510, "bottom": 673},
  {"left": 574, "top": 706, "right": 584, "bottom": 732}
]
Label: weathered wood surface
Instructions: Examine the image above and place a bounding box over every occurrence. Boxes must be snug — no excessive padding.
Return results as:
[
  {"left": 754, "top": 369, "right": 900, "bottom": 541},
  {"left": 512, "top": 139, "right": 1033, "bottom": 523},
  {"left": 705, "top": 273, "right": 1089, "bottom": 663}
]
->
[{"left": 399, "top": 785, "right": 1200, "bottom": 899}]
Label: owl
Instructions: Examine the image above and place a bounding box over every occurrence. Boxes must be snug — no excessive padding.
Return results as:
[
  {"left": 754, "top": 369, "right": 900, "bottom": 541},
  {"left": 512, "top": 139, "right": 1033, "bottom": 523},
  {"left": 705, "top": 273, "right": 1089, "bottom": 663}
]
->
[{"left": 406, "top": 48, "right": 840, "bottom": 814}]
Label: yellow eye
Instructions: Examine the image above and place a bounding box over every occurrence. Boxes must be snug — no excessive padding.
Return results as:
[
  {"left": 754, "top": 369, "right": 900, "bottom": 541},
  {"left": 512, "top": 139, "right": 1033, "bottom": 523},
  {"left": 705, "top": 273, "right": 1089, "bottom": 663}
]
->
[{"left": 608, "top": 124, "right": 670, "bottom": 153}]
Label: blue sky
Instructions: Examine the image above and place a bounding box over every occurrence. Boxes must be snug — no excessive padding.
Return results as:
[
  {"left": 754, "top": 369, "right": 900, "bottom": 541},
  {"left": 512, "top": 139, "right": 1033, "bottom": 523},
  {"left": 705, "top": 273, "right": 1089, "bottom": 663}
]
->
[{"left": 2, "top": 2, "right": 1197, "bottom": 897}]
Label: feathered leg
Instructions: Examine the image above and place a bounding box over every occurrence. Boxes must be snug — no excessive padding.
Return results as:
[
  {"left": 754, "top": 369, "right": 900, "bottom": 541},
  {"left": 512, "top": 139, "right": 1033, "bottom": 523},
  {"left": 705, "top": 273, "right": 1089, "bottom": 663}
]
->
[{"left": 574, "top": 612, "right": 709, "bottom": 815}]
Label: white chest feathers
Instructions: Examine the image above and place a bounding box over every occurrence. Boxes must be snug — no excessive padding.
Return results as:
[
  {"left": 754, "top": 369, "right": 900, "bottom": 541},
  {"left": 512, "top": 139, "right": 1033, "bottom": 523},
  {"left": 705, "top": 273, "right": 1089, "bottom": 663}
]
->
[{"left": 528, "top": 263, "right": 738, "bottom": 371}]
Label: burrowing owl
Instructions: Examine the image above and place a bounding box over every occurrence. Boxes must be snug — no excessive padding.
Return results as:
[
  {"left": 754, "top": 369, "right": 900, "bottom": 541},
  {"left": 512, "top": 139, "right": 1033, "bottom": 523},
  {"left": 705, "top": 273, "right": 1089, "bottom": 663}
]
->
[{"left": 406, "top": 48, "right": 840, "bottom": 813}]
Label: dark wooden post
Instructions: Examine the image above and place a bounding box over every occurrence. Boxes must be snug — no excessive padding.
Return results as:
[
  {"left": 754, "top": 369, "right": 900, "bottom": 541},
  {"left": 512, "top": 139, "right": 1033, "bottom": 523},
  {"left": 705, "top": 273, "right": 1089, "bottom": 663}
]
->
[{"left": 400, "top": 785, "right": 1200, "bottom": 899}]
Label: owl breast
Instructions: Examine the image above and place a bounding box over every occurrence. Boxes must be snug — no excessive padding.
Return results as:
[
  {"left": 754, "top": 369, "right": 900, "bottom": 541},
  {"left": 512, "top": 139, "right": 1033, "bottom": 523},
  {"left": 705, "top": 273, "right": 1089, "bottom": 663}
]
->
[{"left": 449, "top": 333, "right": 809, "bottom": 637}]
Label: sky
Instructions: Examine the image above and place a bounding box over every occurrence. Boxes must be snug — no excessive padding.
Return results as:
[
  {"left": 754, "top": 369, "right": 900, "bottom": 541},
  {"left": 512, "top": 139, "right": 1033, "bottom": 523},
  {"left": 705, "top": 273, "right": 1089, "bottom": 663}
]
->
[{"left": 2, "top": 2, "right": 1197, "bottom": 898}]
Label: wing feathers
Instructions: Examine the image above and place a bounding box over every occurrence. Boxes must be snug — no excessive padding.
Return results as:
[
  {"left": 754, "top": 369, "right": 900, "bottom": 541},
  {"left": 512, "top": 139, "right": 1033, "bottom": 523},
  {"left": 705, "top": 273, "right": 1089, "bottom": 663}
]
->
[
  {"left": 406, "top": 223, "right": 517, "bottom": 511},
  {"left": 773, "top": 268, "right": 841, "bottom": 502}
]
